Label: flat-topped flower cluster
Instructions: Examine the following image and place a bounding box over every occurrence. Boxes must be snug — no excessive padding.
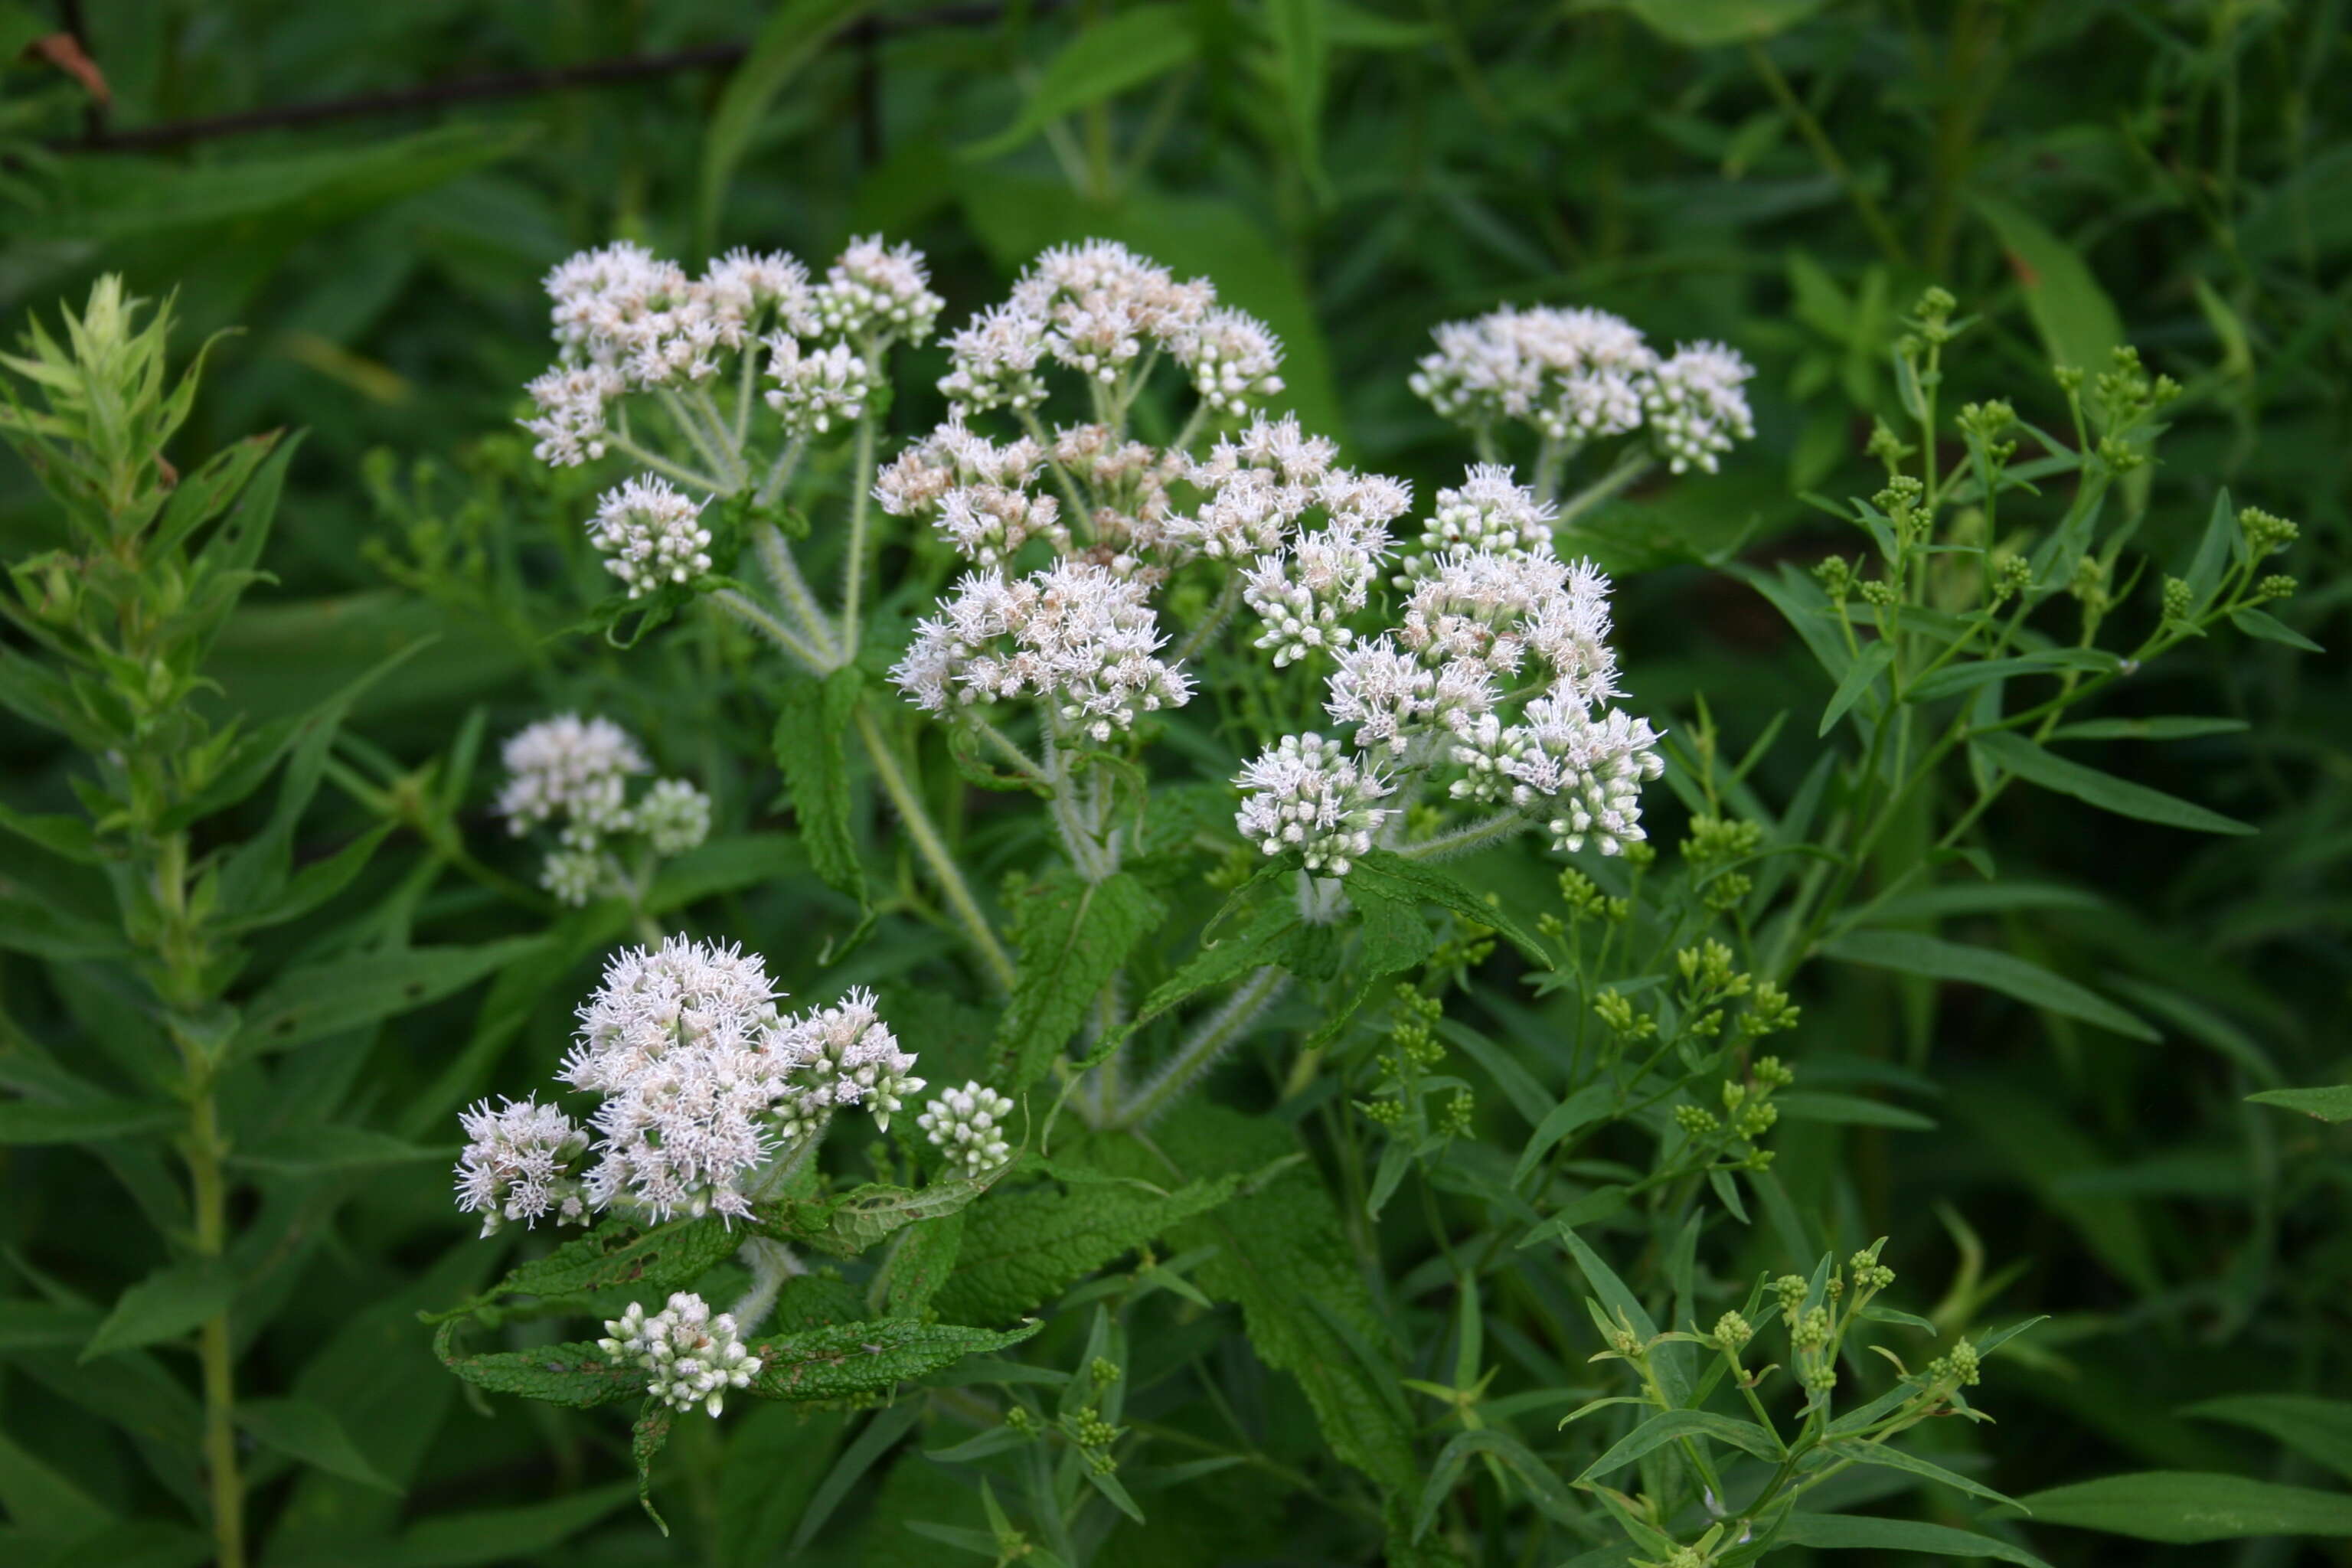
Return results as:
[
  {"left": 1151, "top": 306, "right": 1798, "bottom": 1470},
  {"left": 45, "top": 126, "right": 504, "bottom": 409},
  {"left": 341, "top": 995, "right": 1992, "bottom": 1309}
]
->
[
  {"left": 494, "top": 714, "right": 710, "bottom": 905},
  {"left": 453, "top": 936, "right": 922, "bottom": 1231},
  {"left": 1411, "top": 302, "right": 1755, "bottom": 476},
  {"left": 867, "top": 242, "right": 1671, "bottom": 884}
]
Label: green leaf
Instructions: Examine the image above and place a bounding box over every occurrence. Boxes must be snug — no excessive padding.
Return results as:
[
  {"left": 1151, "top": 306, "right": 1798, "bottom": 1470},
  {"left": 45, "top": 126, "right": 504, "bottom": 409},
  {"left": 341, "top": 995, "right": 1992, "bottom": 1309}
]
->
[
  {"left": 2184, "top": 488, "right": 2236, "bottom": 609},
  {"left": 1829, "top": 1439, "right": 2022, "bottom": 1509},
  {"left": 230, "top": 1124, "right": 444, "bottom": 1174},
  {"left": 1820, "top": 639, "right": 1891, "bottom": 735},
  {"left": 1769, "top": 1513, "right": 2053, "bottom": 1566},
  {"left": 1549, "top": 1223, "right": 1691, "bottom": 1406},
  {"left": 429, "top": 1217, "right": 742, "bottom": 1328},
  {"left": 1349, "top": 851, "right": 1548, "bottom": 962},
  {"left": 1773, "top": 1091, "right": 1936, "bottom": 1131},
  {"left": 964, "top": 5, "right": 1199, "bottom": 160},
  {"left": 1268, "top": 0, "right": 1331, "bottom": 195},
  {"left": 1972, "top": 730, "right": 2256, "bottom": 836},
  {"left": 2232, "top": 606, "right": 2325, "bottom": 653},
  {"left": 758, "top": 1177, "right": 995, "bottom": 1259},
  {"left": 1415, "top": 1428, "right": 1584, "bottom": 1540},
  {"left": 1975, "top": 194, "right": 2125, "bottom": 375},
  {"left": 2046, "top": 715, "right": 2249, "bottom": 742},
  {"left": 0, "top": 799, "right": 96, "bottom": 864},
  {"left": 1511, "top": 1083, "right": 1615, "bottom": 1186},
  {"left": 771, "top": 667, "right": 866, "bottom": 903},
  {"left": 1822, "top": 929, "right": 2157, "bottom": 1040},
  {"left": 991, "top": 869, "right": 1165, "bottom": 1093},
  {"left": 1579, "top": 1409, "right": 1782, "bottom": 1480},
  {"left": 2007, "top": 1471, "right": 2352, "bottom": 1543},
  {"left": 0, "top": 1426, "right": 113, "bottom": 1540},
  {"left": 2246, "top": 1086, "right": 2352, "bottom": 1122},
  {"left": 750, "top": 1319, "right": 1040, "bottom": 1402},
  {"left": 239, "top": 1396, "right": 402, "bottom": 1493},
  {"left": 433, "top": 1324, "right": 646, "bottom": 1409},
  {"left": 698, "top": 0, "right": 877, "bottom": 252},
  {"left": 1904, "top": 649, "right": 2118, "bottom": 703},
  {"left": 373, "top": 1485, "right": 637, "bottom": 1566},
  {"left": 873, "top": 1213, "right": 965, "bottom": 1321},
  {"left": 930, "top": 1172, "right": 1240, "bottom": 1325},
  {"left": 82, "top": 1259, "right": 235, "bottom": 1361},
  {"left": 0, "top": 1098, "right": 177, "bottom": 1145},
  {"left": 1588, "top": 0, "right": 1828, "bottom": 46},
  {"left": 632, "top": 1401, "right": 675, "bottom": 1532},
  {"left": 239, "top": 936, "right": 550, "bottom": 1056},
  {"left": 2185, "top": 1396, "right": 2352, "bottom": 1481}
]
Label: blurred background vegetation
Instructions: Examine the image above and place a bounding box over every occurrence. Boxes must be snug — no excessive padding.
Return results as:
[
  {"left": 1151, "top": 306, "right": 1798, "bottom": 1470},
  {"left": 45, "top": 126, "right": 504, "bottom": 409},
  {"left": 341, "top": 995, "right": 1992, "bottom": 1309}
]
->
[{"left": 2, "top": 1, "right": 2346, "bottom": 1563}]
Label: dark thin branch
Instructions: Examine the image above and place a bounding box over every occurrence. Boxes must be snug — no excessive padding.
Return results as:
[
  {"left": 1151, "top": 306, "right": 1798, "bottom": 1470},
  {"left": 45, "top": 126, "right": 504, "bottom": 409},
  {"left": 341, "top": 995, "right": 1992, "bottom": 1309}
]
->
[{"left": 54, "top": 1, "right": 1050, "bottom": 155}]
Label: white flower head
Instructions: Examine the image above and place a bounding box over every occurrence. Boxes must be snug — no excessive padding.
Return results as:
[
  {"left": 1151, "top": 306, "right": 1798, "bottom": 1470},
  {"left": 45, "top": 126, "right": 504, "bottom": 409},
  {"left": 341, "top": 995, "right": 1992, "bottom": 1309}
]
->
[
  {"left": 1449, "top": 694, "right": 1664, "bottom": 855},
  {"left": 1409, "top": 304, "right": 1659, "bottom": 443},
  {"left": 1399, "top": 465, "right": 1557, "bottom": 586},
  {"left": 454, "top": 1096, "right": 589, "bottom": 1236},
  {"left": 809, "top": 235, "right": 943, "bottom": 344},
  {"left": 1645, "top": 341, "right": 1756, "bottom": 474},
  {"left": 918, "top": 1080, "right": 1017, "bottom": 1179},
  {"left": 1234, "top": 732, "right": 1393, "bottom": 877},
  {"left": 495, "top": 714, "right": 649, "bottom": 838},
  {"left": 764, "top": 335, "right": 874, "bottom": 436},
  {"left": 586, "top": 475, "right": 714, "bottom": 598},
  {"left": 523, "top": 363, "right": 624, "bottom": 467},
  {"left": 892, "top": 560, "right": 1194, "bottom": 742},
  {"left": 540, "top": 844, "right": 614, "bottom": 907},
  {"left": 702, "top": 248, "right": 814, "bottom": 341},
  {"left": 1242, "top": 511, "right": 1392, "bottom": 668},
  {"left": 776, "top": 986, "right": 926, "bottom": 1132},
  {"left": 939, "top": 302, "right": 1050, "bottom": 416},
  {"left": 599, "top": 1293, "right": 757, "bottom": 1418},
  {"left": 1174, "top": 305, "right": 1285, "bottom": 416},
  {"left": 635, "top": 778, "right": 712, "bottom": 856}
]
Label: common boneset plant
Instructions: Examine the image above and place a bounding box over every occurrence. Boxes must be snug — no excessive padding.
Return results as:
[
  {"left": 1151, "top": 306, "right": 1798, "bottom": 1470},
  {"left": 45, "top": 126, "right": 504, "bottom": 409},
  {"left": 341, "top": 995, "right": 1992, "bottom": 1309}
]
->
[
  {"left": 418, "top": 246, "right": 2315, "bottom": 1562},
  {"left": 0, "top": 245, "right": 2301, "bottom": 1568}
]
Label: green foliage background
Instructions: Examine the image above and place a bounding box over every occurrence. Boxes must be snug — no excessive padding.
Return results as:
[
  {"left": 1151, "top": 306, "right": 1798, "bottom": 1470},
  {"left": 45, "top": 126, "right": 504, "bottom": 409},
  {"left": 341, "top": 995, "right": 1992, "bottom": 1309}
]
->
[{"left": 1, "top": 2, "right": 2347, "bottom": 1565}]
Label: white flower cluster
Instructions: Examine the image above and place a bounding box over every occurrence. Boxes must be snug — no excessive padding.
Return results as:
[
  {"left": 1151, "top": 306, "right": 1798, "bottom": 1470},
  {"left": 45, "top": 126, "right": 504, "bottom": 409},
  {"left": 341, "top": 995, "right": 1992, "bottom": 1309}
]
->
[
  {"left": 524, "top": 242, "right": 811, "bottom": 466},
  {"left": 453, "top": 1096, "right": 589, "bottom": 1236},
  {"left": 1396, "top": 465, "right": 1556, "bottom": 586},
  {"left": 495, "top": 715, "right": 712, "bottom": 906},
  {"left": 936, "top": 240, "right": 1281, "bottom": 415},
  {"left": 535, "top": 939, "right": 923, "bottom": 1223},
  {"left": 891, "top": 560, "right": 1194, "bottom": 743},
  {"left": 1234, "top": 733, "right": 1394, "bottom": 877},
  {"left": 522, "top": 235, "right": 939, "bottom": 469},
  {"left": 873, "top": 420, "right": 1067, "bottom": 567},
  {"left": 586, "top": 475, "right": 714, "bottom": 598},
  {"left": 918, "top": 1080, "right": 1017, "bottom": 1178},
  {"left": 599, "top": 1293, "right": 756, "bottom": 1418},
  {"left": 1236, "top": 466, "right": 1664, "bottom": 866},
  {"left": 1410, "top": 304, "right": 1755, "bottom": 473},
  {"left": 764, "top": 337, "right": 873, "bottom": 436}
]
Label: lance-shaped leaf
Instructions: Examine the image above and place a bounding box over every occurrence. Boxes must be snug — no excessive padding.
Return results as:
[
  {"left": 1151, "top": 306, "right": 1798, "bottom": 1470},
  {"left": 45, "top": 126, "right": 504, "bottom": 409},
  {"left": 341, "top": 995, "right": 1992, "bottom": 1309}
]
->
[{"left": 749, "top": 1319, "right": 1040, "bottom": 1403}]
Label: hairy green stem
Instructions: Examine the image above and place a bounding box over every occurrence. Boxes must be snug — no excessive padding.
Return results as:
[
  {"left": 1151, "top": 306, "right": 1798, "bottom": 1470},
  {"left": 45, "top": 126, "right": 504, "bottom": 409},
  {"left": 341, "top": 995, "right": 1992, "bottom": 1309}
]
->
[
  {"left": 852, "top": 707, "right": 1017, "bottom": 991},
  {"left": 1113, "top": 966, "right": 1288, "bottom": 1128}
]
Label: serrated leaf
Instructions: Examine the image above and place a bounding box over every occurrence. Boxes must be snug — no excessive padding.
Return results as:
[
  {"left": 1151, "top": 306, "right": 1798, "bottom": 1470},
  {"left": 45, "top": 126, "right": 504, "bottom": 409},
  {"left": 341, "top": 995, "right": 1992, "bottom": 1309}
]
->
[
  {"left": 1972, "top": 730, "right": 2255, "bottom": 837},
  {"left": 1822, "top": 929, "right": 2156, "bottom": 1040},
  {"left": 750, "top": 1319, "right": 1040, "bottom": 1402},
  {"left": 433, "top": 1323, "right": 645, "bottom": 1408},
  {"left": 991, "top": 868, "right": 1164, "bottom": 1093},
  {"left": 239, "top": 1396, "right": 401, "bottom": 1493},
  {"left": 758, "top": 1177, "right": 995, "bottom": 1259},
  {"left": 2007, "top": 1471, "right": 2352, "bottom": 1542},
  {"left": 1348, "top": 850, "right": 1547, "bottom": 962},
  {"left": 427, "top": 1217, "right": 742, "bottom": 1327},
  {"left": 874, "top": 1213, "right": 965, "bottom": 1320},
  {"left": 772, "top": 666, "right": 865, "bottom": 903},
  {"left": 930, "top": 1171, "right": 1240, "bottom": 1325}
]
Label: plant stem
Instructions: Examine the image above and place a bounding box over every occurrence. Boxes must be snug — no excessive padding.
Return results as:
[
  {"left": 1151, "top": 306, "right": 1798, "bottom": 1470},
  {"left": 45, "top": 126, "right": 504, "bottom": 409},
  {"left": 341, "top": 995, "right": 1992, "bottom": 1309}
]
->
[
  {"left": 1396, "top": 811, "right": 1525, "bottom": 862},
  {"left": 840, "top": 411, "right": 878, "bottom": 643},
  {"left": 1113, "top": 966, "right": 1288, "bottom": 1127},
  {"left": 187, "top": 1078, "right": 244, "bottom": 1568},
  {"left": 1745, "top": 39, "right": 1911, "bottom": 267},
  {"left": 851, "top": 707, "right": 1017, "bottom": 990}
]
